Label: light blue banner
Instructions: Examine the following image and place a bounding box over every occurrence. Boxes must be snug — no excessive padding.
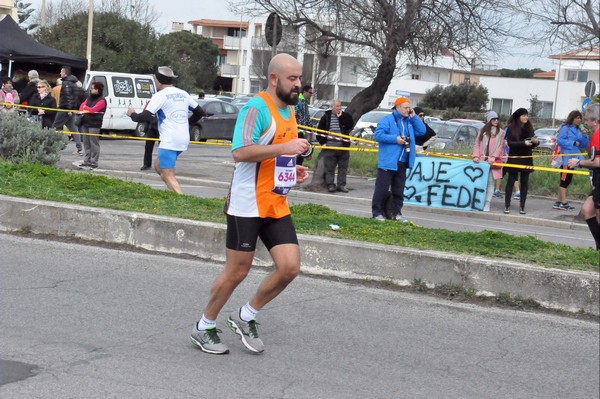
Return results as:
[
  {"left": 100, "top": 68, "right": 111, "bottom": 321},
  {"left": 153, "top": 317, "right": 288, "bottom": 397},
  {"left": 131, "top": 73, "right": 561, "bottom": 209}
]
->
[{"left": 405, "top": 157, "right": 490, "bottom": 211}]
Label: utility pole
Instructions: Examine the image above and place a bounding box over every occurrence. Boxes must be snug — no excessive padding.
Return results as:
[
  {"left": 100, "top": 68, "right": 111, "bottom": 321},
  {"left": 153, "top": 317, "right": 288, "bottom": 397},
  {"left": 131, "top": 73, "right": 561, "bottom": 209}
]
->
[
  {"left": 85, "top": 0, "right": 94, "bottom": 71},
  {"left": 271, "top": 14, "right": 278, "bottom": 59},
  {"left": 41, "top": 0, "right": 46, "bottom": 27},
  {"left": 550, "top": 21, "right": 564, "bottom": 128}
]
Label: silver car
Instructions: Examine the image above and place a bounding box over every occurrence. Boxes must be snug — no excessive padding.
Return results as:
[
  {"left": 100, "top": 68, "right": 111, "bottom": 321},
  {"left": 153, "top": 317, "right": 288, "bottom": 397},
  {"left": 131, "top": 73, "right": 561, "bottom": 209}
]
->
[
  {"left": 534, "top": 127, "right": 559, "bottom": 153},
  {"left": 427, "top": 121, "right": 479, "bottom": 150}
]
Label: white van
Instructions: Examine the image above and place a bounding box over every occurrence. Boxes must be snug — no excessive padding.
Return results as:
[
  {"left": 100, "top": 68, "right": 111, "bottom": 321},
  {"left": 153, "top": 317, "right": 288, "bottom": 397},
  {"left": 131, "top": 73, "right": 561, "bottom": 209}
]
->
[{"left": 83, "top": 71, "right": 156, "bottom": 134}]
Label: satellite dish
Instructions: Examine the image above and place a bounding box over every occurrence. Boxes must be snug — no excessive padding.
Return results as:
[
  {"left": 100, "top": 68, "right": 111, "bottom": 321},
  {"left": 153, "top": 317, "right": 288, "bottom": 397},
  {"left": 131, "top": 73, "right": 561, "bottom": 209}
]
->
[{"left": 265, "top": 12, "right": 282, "bottom": 47}]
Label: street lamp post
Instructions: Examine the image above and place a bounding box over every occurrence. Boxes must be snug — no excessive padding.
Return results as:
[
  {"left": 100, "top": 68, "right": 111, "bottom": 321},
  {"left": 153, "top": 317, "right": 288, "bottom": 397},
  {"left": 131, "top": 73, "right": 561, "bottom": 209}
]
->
[
  {"left": 86, "top": 0, "right": 94, "bottom": 71},
  {"left": 551, "top": 50, "right": 562, "bottom": 128},
  {"left": 550, "top": 21, "right": 564, "bottom": 128},
  {"left": 41, "top": 0, "right": 46, "bottom": 27}
]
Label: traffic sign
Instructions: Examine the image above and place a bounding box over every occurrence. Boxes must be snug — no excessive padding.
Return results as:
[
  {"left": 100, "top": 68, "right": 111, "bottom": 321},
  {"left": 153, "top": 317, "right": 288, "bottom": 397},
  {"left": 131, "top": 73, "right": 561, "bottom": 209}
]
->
[
  {"left": 582, "top": 97, "right": 592, "bottom": 111},
  {"left": 265, "top": 12, "right": 282, "bottom": 47},
  {"left": 584, "top": 80, "right": 596, "bottom": 98}
]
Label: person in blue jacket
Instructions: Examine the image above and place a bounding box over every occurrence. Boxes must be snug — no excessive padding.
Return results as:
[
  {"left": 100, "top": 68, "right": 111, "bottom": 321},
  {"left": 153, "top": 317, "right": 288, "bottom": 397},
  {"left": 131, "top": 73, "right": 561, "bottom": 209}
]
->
[
  {"left": 371, "top": 96, "right": 426, "bottom": 222},
  {"left": 554, "top": 110, "right": 589, "bottom": 210}
]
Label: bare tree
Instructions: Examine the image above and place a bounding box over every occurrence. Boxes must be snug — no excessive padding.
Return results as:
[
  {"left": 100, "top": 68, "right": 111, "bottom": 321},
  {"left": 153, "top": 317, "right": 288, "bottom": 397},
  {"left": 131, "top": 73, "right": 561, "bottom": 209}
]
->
[
  {"left": 31, "top": 0, "right": 159, "bottom": 28},
  {"left": 98, "top": 0, "right": 159, "bottom": 25},
  {"left": 231, "top": 0, "right": 510, "bottom": 122},
  {"left": 510, "top": 0, "right": 599, "bottom": 48}
]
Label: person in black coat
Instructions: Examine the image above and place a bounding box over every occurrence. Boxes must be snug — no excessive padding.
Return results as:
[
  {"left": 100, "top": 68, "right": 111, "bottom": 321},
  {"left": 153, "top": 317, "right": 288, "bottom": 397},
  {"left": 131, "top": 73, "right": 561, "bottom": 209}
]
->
[
  {"left": 52, "top": 66, "right": 85, "bottom": 155},
  {"left": 28, "top": 80, "right": 56, "bottom": 128},
  {"left": 317, "top": 99, "right": 353, "bottom": 193},
  {"left": 18, "top": 70, "right": 40, "bottom": 106},
  {"left": 504, "top": 108, "right": 539, "bottom": 214},
  {"left": 413, "top": 106, "right": 437, "bottom": 149}
]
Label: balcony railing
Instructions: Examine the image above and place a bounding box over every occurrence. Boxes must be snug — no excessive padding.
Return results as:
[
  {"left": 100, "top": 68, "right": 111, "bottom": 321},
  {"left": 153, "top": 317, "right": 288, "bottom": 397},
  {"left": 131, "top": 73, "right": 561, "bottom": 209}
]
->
[
  {"left": 223, "top": 35, "right": 243, "bottom": 50},
  {"left": 250, "top": 35, "right": 298, "bottom": 52},
  {"left": 339, "top": 73, "right": 358, "bottom": 85},
  {"left": 219, "top": 64, "right": 239, "bottom": 76}
]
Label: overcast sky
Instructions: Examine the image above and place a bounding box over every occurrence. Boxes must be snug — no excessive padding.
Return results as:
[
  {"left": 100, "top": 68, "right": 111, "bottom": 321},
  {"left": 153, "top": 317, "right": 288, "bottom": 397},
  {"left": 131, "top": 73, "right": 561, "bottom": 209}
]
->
[{"left": 27, "top": 0, "right": 556, "bottom": 71}]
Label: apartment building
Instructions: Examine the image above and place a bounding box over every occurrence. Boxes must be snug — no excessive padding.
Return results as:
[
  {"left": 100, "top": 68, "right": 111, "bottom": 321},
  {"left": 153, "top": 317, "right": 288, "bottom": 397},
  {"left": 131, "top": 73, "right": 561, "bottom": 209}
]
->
[
  {"left": 187, "top": 17, "right": 372, "bottom": 102},
  {"left": 187, "top": 17, "right": 598, "bottom": 120},
  {"left": 385, "top": 47, "right": 599, "bottom": 119},
  {"left": 0, "top": 0, "right": 17, "bottom": 19}
]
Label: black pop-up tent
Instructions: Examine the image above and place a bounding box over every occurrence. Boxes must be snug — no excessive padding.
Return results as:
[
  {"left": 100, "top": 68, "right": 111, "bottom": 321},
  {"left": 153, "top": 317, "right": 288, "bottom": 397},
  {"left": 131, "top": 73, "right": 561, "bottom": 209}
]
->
[{"left": 0, "top": 15, "right": 87, "bottom": 77}]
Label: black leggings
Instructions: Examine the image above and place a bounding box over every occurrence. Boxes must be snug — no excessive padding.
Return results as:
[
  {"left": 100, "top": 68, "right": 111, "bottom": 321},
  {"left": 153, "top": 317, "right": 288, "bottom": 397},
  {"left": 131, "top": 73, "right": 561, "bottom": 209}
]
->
[
  {"left": 505, "top": 171, "right": 529, "bottom": 208},
  {"left": 559, "top": 167, "right": 574, "bottom": 189}
]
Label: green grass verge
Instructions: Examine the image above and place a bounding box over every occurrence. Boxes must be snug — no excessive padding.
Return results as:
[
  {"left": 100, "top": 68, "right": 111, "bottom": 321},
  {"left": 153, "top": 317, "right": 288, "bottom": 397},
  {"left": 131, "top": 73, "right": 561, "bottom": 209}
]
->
[{"left": 0, "top": 161, "right": 598, "bottom": 272}]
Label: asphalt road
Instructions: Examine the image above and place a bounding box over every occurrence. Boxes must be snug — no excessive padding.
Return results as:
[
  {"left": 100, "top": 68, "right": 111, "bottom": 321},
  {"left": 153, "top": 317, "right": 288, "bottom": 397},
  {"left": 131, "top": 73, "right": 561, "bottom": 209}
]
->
[
  {"left": 58, "top": 139, "right": 596, "bottom": 248},
  {"left": 1, "top": 233, "right": 598, "bottom": 398}
]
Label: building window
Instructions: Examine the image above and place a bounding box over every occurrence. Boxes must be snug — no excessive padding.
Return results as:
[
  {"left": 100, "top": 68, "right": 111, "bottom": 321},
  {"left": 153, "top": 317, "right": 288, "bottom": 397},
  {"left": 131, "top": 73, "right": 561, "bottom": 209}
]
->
[
  {"left": 464, "top": 75, "right": 471, "bottom": 84},
  {"left": 227, "top": 27, "right": 246, "bottom": 37},
  {"left": 566, "top": 70, "right": 588, "bottom": 82},
  {"left": 539, "top": 102, "right": 554, "bottom": 118},
  {"left": 491, "top": 98, "right": 512, "bottom": 116},
  {"left": 411, "top": 74, "right": 420, "bottom": 80},
  {"left": 250, "top": 80, "right": 262, "bottom": 93}
]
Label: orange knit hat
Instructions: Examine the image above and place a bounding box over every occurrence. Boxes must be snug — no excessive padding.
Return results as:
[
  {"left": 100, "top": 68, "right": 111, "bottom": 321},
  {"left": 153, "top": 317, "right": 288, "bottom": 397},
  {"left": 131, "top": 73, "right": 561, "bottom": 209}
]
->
[{"left": 393, "top": 96, "right": 410, "bottom": 108}]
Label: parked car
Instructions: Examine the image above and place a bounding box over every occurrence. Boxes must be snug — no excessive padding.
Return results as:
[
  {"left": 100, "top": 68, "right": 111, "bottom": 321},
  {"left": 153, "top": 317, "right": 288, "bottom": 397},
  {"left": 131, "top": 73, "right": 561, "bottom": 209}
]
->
[
  {"left": 231, "top": 95, "right": 254, "bottom": 109},
  {"left": 427, "top": 121, "right": 479, "bottom": 150},
  {"left": 205, "top": 94, "right": 234, "bottom": 103},
  {"left": 351, "top": 110, "right": 392, "bottom": 140},
  {"left": 189, "top": 99, "right": 239, "bottom": 142},
  {"left": 424, "top": 116, "right": 441, "bottom": 124},
  {"left": 309, "top": 107, "right": 326, "bottom": 127},
  {"left": 448, "top": 118, "right": 485, "bottom": 131},
  {"left": 534, "top": 127, "right": 559, "bottom": 152}
]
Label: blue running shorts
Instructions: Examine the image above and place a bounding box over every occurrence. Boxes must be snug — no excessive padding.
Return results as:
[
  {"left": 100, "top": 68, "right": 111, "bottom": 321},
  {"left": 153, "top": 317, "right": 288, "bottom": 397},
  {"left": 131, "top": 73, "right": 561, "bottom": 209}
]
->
[{"left": 157, "top": 149, "right": 182, "bottom": 169}]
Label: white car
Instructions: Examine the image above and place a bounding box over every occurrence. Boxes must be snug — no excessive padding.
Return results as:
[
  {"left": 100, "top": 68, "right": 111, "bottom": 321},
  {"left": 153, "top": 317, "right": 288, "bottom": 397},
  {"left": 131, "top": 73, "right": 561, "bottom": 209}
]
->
[{"left": 351, "top": 110, "right": 392, "bottom": 140}]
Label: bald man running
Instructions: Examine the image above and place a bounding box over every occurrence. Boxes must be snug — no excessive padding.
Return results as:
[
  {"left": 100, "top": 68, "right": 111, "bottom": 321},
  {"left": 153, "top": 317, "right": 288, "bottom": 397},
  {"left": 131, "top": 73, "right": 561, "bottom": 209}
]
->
[{"left": 191, "top": 53, "right": 310, "bottom": 355}]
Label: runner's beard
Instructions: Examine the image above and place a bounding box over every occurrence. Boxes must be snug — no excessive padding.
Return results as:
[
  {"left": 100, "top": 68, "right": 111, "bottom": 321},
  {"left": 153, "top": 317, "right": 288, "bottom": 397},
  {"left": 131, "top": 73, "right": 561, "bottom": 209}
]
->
[{"left": 276, "top": 82, "right": 299, "bottom": 105}]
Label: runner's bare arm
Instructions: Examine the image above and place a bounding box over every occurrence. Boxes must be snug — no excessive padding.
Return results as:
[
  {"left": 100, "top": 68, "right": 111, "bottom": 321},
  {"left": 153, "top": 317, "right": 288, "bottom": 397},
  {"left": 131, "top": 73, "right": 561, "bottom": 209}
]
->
[{"left": 233, "top": 138, "right": 309, "bottom": 163}]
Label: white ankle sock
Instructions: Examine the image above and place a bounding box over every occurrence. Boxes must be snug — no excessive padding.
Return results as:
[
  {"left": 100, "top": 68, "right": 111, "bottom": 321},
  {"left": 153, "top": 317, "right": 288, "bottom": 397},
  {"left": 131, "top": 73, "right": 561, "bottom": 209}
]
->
[
  {"left": 197, "top": 315, "right": 216, "bottom": 330},
  {"left": 239, "top": 302, "right": 258, "bottom": 322}
]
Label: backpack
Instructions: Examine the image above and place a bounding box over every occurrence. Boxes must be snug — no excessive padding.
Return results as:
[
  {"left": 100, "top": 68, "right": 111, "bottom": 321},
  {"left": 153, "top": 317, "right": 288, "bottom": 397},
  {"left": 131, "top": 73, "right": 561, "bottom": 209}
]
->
[
  {"left": 3, "top": 90, "right": 14, "bottom": 104},
  {"left": 550, "top": 144, "right": 562, "bottom": 168}
]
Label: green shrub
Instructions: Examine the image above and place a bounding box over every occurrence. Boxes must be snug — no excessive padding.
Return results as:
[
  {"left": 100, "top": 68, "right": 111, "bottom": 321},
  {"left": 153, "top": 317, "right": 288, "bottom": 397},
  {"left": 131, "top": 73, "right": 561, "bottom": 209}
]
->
[
  {"left": 442, "top": 107, "right": 464, "bottom": 120},
  {"left": 0, "top": 112, "right": 66, "bottom": 165}
]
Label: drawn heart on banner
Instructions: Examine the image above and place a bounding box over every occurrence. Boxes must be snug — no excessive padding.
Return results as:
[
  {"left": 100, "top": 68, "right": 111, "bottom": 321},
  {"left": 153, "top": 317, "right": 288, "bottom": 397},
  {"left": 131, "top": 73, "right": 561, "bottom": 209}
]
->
[
  {"left": 463, "top": 166, "right": 484, "bottom": 182},
  {"left": 404, "top": 186, "right": 416, "bottom": 200}
]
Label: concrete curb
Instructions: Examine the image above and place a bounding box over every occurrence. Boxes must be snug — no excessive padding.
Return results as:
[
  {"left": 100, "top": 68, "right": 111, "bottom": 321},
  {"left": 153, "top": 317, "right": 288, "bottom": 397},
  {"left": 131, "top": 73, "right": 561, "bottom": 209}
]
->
[{"left": 0, "top": 194, "right": 598, "bottom": 315}]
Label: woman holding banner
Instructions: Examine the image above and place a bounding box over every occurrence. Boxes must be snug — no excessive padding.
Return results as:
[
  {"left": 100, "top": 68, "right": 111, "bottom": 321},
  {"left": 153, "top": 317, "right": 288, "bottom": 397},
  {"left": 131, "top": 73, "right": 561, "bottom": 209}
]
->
[
  {"left": 473, "top": 111, "right": 505, "bottom": 212},
  {"left": 503, "top": 108, "right": 539, "bottom": 215}
]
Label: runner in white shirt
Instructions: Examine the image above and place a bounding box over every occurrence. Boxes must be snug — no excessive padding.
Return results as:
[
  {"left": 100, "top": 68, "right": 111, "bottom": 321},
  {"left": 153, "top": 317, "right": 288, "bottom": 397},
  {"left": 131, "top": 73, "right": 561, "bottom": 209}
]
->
[{"left": 127, "top": 66, "right": 204, "bottom": 194}]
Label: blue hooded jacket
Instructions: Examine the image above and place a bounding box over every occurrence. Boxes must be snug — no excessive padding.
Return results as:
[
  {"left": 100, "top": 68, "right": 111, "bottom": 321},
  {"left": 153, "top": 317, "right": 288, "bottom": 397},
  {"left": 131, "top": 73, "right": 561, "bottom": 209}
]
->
[
  {"left": 556, "top": 122, "right": 589, "bottom": 166},
  {"left": 374, "top": 109, "right": 426, "bottom": 170}
]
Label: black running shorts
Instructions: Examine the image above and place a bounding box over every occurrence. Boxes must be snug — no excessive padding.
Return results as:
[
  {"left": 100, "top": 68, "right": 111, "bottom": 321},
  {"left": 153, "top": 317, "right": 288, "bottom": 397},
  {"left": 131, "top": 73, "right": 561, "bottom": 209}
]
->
[
  {"left": 226, "top": 214, "right": 298, "bottom": 251},
  {"left": 593, "top": 187, "right": 600, "bottom": 210}
]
